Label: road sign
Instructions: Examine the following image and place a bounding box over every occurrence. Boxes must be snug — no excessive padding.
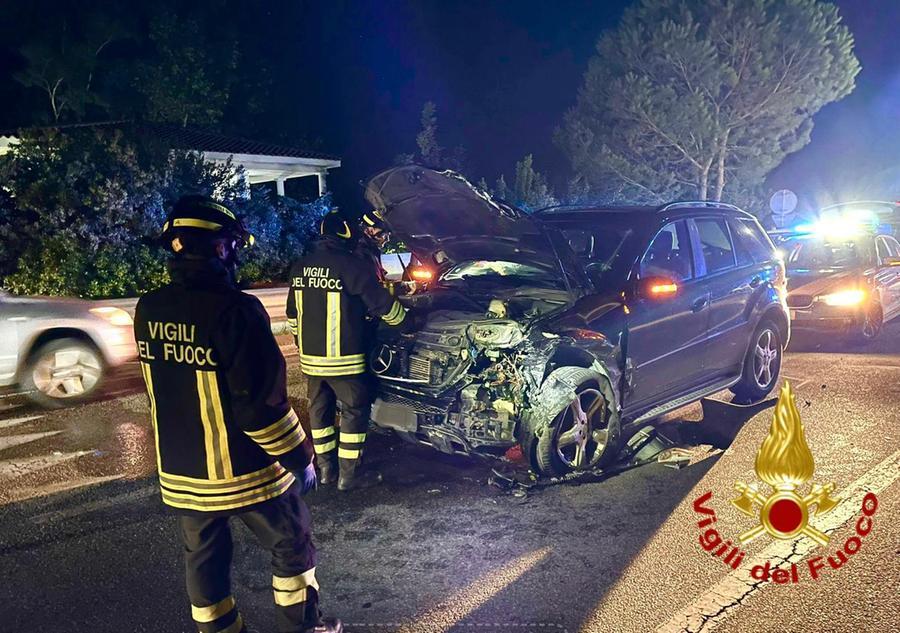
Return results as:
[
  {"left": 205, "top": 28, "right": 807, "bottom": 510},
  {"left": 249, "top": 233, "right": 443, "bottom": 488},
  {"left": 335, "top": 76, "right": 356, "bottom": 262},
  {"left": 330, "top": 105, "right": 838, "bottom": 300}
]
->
[{"left": 770, "top": 189, "right": 798, "bottom": 216}]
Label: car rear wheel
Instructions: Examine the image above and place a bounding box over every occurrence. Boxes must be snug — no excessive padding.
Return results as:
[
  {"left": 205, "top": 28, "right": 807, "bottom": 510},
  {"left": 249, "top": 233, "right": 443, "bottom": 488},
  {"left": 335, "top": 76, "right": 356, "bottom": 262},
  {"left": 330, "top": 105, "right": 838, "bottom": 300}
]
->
[
  {"left": 22, "top": 338, "right": 105, "bottom": 408},
  {"left": 859, "top": 302, "right": 883, "bottom": 341},
  {"left": 534, "top": 380, "right": 620, "bottom": 477},
  {"left": 730, "top": 321, "right": 782, "bottom": 404}
]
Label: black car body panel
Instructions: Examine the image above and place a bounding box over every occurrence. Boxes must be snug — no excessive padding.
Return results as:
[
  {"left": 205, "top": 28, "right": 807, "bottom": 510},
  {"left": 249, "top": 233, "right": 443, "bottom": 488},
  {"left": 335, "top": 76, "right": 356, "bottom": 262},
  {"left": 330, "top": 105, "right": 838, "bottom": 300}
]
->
[
  {"left": 774, "top": 231, "right": 900, "bottom": 333},
  {"left": 364, "top": 167, "right": 789, "bottom": 471}
]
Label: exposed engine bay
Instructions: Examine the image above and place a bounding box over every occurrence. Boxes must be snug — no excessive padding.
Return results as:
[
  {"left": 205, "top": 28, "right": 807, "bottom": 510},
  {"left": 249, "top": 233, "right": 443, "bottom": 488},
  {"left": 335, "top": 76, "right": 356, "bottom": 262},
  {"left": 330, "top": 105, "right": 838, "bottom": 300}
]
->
[{"left": 371, "top": 286, "right": 573, "bottom": 455}]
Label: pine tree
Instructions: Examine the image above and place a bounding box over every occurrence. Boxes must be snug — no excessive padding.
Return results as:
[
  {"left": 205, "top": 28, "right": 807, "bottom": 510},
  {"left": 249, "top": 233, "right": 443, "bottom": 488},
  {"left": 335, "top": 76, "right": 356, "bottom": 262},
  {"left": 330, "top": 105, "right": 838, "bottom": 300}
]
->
[{"left": 557, "top": 0, "right": 860, "bottom": 204}]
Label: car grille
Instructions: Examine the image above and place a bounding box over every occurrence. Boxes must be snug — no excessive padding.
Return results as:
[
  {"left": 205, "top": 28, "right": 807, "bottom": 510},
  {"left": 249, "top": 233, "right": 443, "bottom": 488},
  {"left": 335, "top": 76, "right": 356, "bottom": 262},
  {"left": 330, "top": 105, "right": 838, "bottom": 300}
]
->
[
  {"left": 787, "top": 294, "right": 813, "bottom": 309},
  {"left": 382, "top": 392, "right": 448, "bottom": 415},
  {"left": 408, "top": 355, "right": 432, "bottom": 382}
]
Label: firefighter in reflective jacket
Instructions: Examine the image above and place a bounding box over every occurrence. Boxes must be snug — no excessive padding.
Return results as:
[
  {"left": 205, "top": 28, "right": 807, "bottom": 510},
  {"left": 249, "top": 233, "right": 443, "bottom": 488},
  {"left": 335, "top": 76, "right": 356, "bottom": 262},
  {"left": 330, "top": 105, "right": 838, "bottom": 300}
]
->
[
  {"left": 286, "top": 211, "right": 407, "bottom": 491},
  {"left": 357, "top": 208, "right": 389, "bottom": 286},
  {"left": 135, "top": 195, "right": 341, "bottom": 633}
]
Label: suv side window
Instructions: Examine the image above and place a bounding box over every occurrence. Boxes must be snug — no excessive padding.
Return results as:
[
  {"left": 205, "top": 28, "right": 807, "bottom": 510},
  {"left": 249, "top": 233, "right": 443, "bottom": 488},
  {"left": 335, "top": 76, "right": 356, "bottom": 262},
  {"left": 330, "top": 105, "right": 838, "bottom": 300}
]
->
[
  {"left": 639, "top": 221, "right": 693, "bottom": 281},
  {"left": 733, "top": 218, "right": 775, "bottom": 263},
  {"left": 876, "top": 236, "right": 898, "bottom": 262},
  {"left": 728, "top": 220, "right": 754, "bottom": 267},
  {"left": 695, "top": 217, "right": 736, "bottom": 273},
  {"left": 886, "top": 236, "right": 900, "bottom": 258}
]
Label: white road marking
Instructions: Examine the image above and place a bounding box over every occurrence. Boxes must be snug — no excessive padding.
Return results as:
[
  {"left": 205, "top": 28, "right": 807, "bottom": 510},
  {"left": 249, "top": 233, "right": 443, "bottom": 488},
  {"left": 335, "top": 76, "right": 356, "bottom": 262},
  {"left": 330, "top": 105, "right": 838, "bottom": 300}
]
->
[
  {"left": 395, "top": 547, "right": 552, "bottom": 633},
  {"left": 779, "top": 374, "right": 809, "bottom": 389},
  {"left": 15, "top": 475, "right": 126, "bottom": 504},
  {"left": 30, "top": 483, "right": 156, "bottom": 524},
  {"left": 0, "top": 415, "right": 43, "bottom": 429},
  {"left": 656, "top": 449, "right": 900, "bottom": 633},
  {"left": 0, "top": 450, "right": 92, "bottom": 480},
  {"left": 0, "top": 431, "right": 62, "bottom": 452}
]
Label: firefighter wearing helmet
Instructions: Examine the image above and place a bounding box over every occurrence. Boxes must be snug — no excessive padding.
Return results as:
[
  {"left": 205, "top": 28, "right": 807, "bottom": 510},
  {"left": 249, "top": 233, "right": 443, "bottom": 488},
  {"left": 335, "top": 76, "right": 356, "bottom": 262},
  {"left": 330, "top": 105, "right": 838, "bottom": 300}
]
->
[
  {"left": 134, "top": 195, "right": 342, "bottom": 633},
  {"left": 286, "top": 210, "right": 407, "bottom": 491}
]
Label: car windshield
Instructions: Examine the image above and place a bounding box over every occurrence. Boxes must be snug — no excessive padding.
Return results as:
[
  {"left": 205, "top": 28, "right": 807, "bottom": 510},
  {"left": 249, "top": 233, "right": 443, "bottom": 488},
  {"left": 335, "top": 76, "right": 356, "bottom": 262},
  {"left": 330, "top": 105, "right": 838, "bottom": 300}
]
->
[
  {"left": 443, "top": 260, "right": 556, "bottom": 283},
  {"left": 782, "top": 236, "right": 870, "bottom": 270},
  {"left": 551, "top": 222, "right": 641, "bottom": 289}
]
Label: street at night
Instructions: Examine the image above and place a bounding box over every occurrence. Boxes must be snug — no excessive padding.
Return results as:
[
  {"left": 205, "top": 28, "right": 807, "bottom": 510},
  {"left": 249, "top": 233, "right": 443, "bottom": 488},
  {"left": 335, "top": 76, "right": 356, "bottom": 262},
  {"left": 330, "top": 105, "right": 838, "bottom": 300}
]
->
[
  {"left": 2, "top": 326, "right": 898, "bottom": 632},
  {"left": 3, "top": 1, "right": 900, "bottom": 632}
]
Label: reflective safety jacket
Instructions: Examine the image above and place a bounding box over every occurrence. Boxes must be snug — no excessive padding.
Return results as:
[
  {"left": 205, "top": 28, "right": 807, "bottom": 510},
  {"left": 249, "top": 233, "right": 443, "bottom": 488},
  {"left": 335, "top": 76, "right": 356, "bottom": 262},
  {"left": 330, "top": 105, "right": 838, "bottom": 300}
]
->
[
  {"left": 286, "top": 238, "right": 406, "bottom": 377},
  {"left": 134, "top": 258, "right": 314, "bottom": 515}
]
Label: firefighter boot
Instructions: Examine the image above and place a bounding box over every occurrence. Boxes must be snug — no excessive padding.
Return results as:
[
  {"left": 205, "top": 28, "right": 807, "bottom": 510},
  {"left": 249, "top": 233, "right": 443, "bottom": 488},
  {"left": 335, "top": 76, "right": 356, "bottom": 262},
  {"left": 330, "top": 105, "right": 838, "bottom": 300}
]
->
[
  {"left": 304, "top": 617, "right": 343, "bottom": 633},
  {"left": 317, "top": 454, "right": 339, "bottom": 485},
  {"left": 337, "top": 460, "right": 383, "bottom": 491}
]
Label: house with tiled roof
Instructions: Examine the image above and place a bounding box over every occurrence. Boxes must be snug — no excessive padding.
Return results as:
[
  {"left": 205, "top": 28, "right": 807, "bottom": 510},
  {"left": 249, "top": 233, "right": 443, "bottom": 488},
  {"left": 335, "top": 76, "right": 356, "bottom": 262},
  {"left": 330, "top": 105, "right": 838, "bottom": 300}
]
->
[{"left": 0, "top": 121, "right": 341, "bottom": 197}]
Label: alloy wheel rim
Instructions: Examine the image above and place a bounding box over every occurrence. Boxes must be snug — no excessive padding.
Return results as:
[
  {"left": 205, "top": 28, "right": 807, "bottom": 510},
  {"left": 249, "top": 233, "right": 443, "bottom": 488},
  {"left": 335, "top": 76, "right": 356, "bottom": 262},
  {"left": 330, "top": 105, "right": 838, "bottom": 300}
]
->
[
  {"left": 753, "top": 329, "right": 779, "bottom": 389},
  {"left": 862, "top": 306, "right": 882, "bottom": 339},
  {"left": 555, "top": 388, "right": 608, "bottom": 470},
  {"left": 31, "top": 347, "right": 102, "bottom": 399}
]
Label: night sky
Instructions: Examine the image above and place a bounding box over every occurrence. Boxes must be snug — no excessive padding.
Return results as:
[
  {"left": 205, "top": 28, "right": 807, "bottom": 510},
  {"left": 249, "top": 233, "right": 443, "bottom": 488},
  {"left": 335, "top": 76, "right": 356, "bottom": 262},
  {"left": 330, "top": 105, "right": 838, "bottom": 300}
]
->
[{"left": 2, "top": 0, "right": 898, "bottom": 212}]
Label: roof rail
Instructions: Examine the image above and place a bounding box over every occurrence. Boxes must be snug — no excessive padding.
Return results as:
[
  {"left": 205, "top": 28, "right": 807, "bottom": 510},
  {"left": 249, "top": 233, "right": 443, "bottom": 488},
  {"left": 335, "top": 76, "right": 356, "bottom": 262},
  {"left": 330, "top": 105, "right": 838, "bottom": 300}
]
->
[{"left": 659, "top": 200, "right": 744, "bottom": 213}]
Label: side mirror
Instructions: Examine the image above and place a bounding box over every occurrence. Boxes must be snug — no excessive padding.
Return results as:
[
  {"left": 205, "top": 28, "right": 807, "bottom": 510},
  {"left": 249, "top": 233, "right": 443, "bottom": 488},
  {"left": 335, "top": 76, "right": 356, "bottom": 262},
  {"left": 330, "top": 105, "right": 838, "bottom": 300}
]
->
[
  {"left": 636, "top": 276, "right": 680, "bottom": 300},
  {"left": 883, "top": 256, "right": 900, "bottom": 267}
]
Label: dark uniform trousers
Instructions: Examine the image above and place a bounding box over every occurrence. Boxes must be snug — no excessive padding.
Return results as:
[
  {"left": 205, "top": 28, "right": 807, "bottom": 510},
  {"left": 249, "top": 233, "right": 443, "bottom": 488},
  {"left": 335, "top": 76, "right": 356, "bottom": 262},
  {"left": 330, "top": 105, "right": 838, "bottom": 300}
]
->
[
  {"left": 179, "top": 486, "right": 318, "bottom": 633},
  {"left": 307, "top": 376, "right": 371, "bottom": 472}
]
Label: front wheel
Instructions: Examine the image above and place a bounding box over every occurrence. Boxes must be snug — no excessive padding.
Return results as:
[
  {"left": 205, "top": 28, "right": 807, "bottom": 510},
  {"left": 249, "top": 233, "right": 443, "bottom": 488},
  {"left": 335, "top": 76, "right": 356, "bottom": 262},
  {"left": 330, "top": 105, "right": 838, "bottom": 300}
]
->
[
  {"left": 22, "top": 338, "right": 105, "bottom": 408},
  {"left": 730, "top": 322, "right": 782, "bottom": 404},
  {"left": 533, "top": 380, "right": 620, "bottom": 477},
  {"left": 858, "top": 302, "right": 883, "bottom": 341}
]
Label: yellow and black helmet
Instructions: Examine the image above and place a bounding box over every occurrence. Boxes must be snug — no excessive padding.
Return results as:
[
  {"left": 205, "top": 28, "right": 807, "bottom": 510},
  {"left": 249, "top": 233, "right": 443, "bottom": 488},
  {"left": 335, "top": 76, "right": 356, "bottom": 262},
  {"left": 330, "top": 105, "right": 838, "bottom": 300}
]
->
[
  {"left": 360, "top": 208, "right": 386, "bottom": 230},
  {"left": 161, "top": 195, "right": 255, "bottom": 249},
  {"left": 319, "top": 210, "right": 356, "bottom": 241}
]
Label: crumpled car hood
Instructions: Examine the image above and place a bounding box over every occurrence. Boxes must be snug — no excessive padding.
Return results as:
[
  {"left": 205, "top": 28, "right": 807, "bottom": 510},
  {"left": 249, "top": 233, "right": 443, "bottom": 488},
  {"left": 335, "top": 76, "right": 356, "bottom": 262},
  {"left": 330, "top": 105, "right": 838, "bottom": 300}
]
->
[{"left": 363, "top": 165, "right": 561, "bottom": 271}]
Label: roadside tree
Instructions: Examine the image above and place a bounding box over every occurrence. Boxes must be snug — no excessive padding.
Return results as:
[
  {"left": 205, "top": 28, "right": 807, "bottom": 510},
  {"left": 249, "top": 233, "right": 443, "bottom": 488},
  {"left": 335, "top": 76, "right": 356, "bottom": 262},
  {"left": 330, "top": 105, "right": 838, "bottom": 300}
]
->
[{"left": 557, "top": 0, "right": 860, "bottom": 204}]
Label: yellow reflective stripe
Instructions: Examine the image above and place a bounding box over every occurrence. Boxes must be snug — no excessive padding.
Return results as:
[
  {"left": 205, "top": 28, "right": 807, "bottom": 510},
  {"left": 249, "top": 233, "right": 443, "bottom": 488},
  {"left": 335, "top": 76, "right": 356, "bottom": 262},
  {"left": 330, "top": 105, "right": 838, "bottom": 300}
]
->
[
  {"left": 172, "top": 218, "right": 223, "bottom": 231},
  {"left": 197, "top": 371, "right": 230, "bottom": 479},
  {"left": 159, "top": 462, "right": 286, "bottom": 486},
  {"left": 196, "top": 371, "right": 218, "bottom": 479},
  {"left": 161, "top": 472, "right": 295, "bottom": 512},
  {"left": 273, "top": 567, "right": 319, "bottom": 591},
  {"left": 207, "top": 371, "right": 233, "bottom": 479},
  {"left": 301, "top": 364, "right": 366, "bottom": 377},
  {"left": 140, "top": 363, "right": 162, "bottom": 472},
  {"left": 245, "top": 409, "right": 299, "bottom": 442},
  {"left": 314, "top": 440, "right": 337, "bottom": 454},
  {"left": 300, "top": 353, "right": 366, "bottom": 366},
  {"left": 326, "top": 291, "right": 341, "bottom": 357},
  {"left": 338, "top": 447, "right": 362, "bottom": 459},
  {"left": 295, "top": 289, "right": 303, "bottom": 353},
  {"left": 159, "top": 463, "right": 286, "bottom": 495},
  {"left": 339, "top": 432, "right": 367, "bottom": 443},
  {"left": 198, "top": 200, "right": 236, "bottom": 219},
  {"left": 274, "top": 588, "right": 307, "bottom": 606},
  {"left": 311, "top": 426, "right": 336, "bottom": 439},
  {"left": 382, "top": 300, "right": 406, "bottom": 325},
  {"left": 192, "top": 595, "right": 235, "bottom": 623},
  {"left": 263, "top": 427, "right": 305, "bottom": 456}
]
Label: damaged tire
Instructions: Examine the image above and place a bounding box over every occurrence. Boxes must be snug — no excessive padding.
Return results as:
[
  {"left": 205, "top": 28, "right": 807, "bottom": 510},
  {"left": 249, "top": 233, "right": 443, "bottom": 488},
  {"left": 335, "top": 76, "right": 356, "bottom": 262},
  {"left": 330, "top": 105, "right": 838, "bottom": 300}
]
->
[{"left": 533, "top": 379, "right": 620, "bottom": 477}]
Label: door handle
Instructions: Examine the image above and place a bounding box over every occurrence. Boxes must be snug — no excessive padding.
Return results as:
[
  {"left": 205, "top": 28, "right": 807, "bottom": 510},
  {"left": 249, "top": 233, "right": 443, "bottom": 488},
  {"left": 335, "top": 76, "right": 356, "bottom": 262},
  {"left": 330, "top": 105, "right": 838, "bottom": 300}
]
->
[
  {"left": 691, "top": 296, "right": 709, "bottom": 313},
  {"left": 749, "top": 276, "right": 762, "bottom": 289}
]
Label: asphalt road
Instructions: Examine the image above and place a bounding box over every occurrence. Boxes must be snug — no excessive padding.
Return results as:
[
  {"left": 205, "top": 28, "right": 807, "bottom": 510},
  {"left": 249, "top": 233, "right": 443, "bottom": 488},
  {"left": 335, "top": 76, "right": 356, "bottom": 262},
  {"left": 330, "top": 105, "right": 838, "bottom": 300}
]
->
[{"left": 1, "top": 328, "right": 898, "bottom": 633}]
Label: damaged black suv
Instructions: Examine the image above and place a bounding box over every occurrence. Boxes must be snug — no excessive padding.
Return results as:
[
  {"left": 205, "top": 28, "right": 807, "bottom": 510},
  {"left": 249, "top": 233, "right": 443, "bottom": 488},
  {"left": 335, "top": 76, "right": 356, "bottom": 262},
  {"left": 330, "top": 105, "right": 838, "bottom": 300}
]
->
[{"left": 363, "top": 166, "right": 789, "bottom": 476}]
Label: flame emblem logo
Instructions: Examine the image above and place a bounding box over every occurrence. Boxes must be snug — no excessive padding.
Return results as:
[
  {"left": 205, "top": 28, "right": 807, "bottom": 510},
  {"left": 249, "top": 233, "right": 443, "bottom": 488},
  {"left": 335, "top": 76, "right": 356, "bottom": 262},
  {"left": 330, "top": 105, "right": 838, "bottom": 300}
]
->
[{"left": 732, "top": 381, "right": 840, "bottom": 546}]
